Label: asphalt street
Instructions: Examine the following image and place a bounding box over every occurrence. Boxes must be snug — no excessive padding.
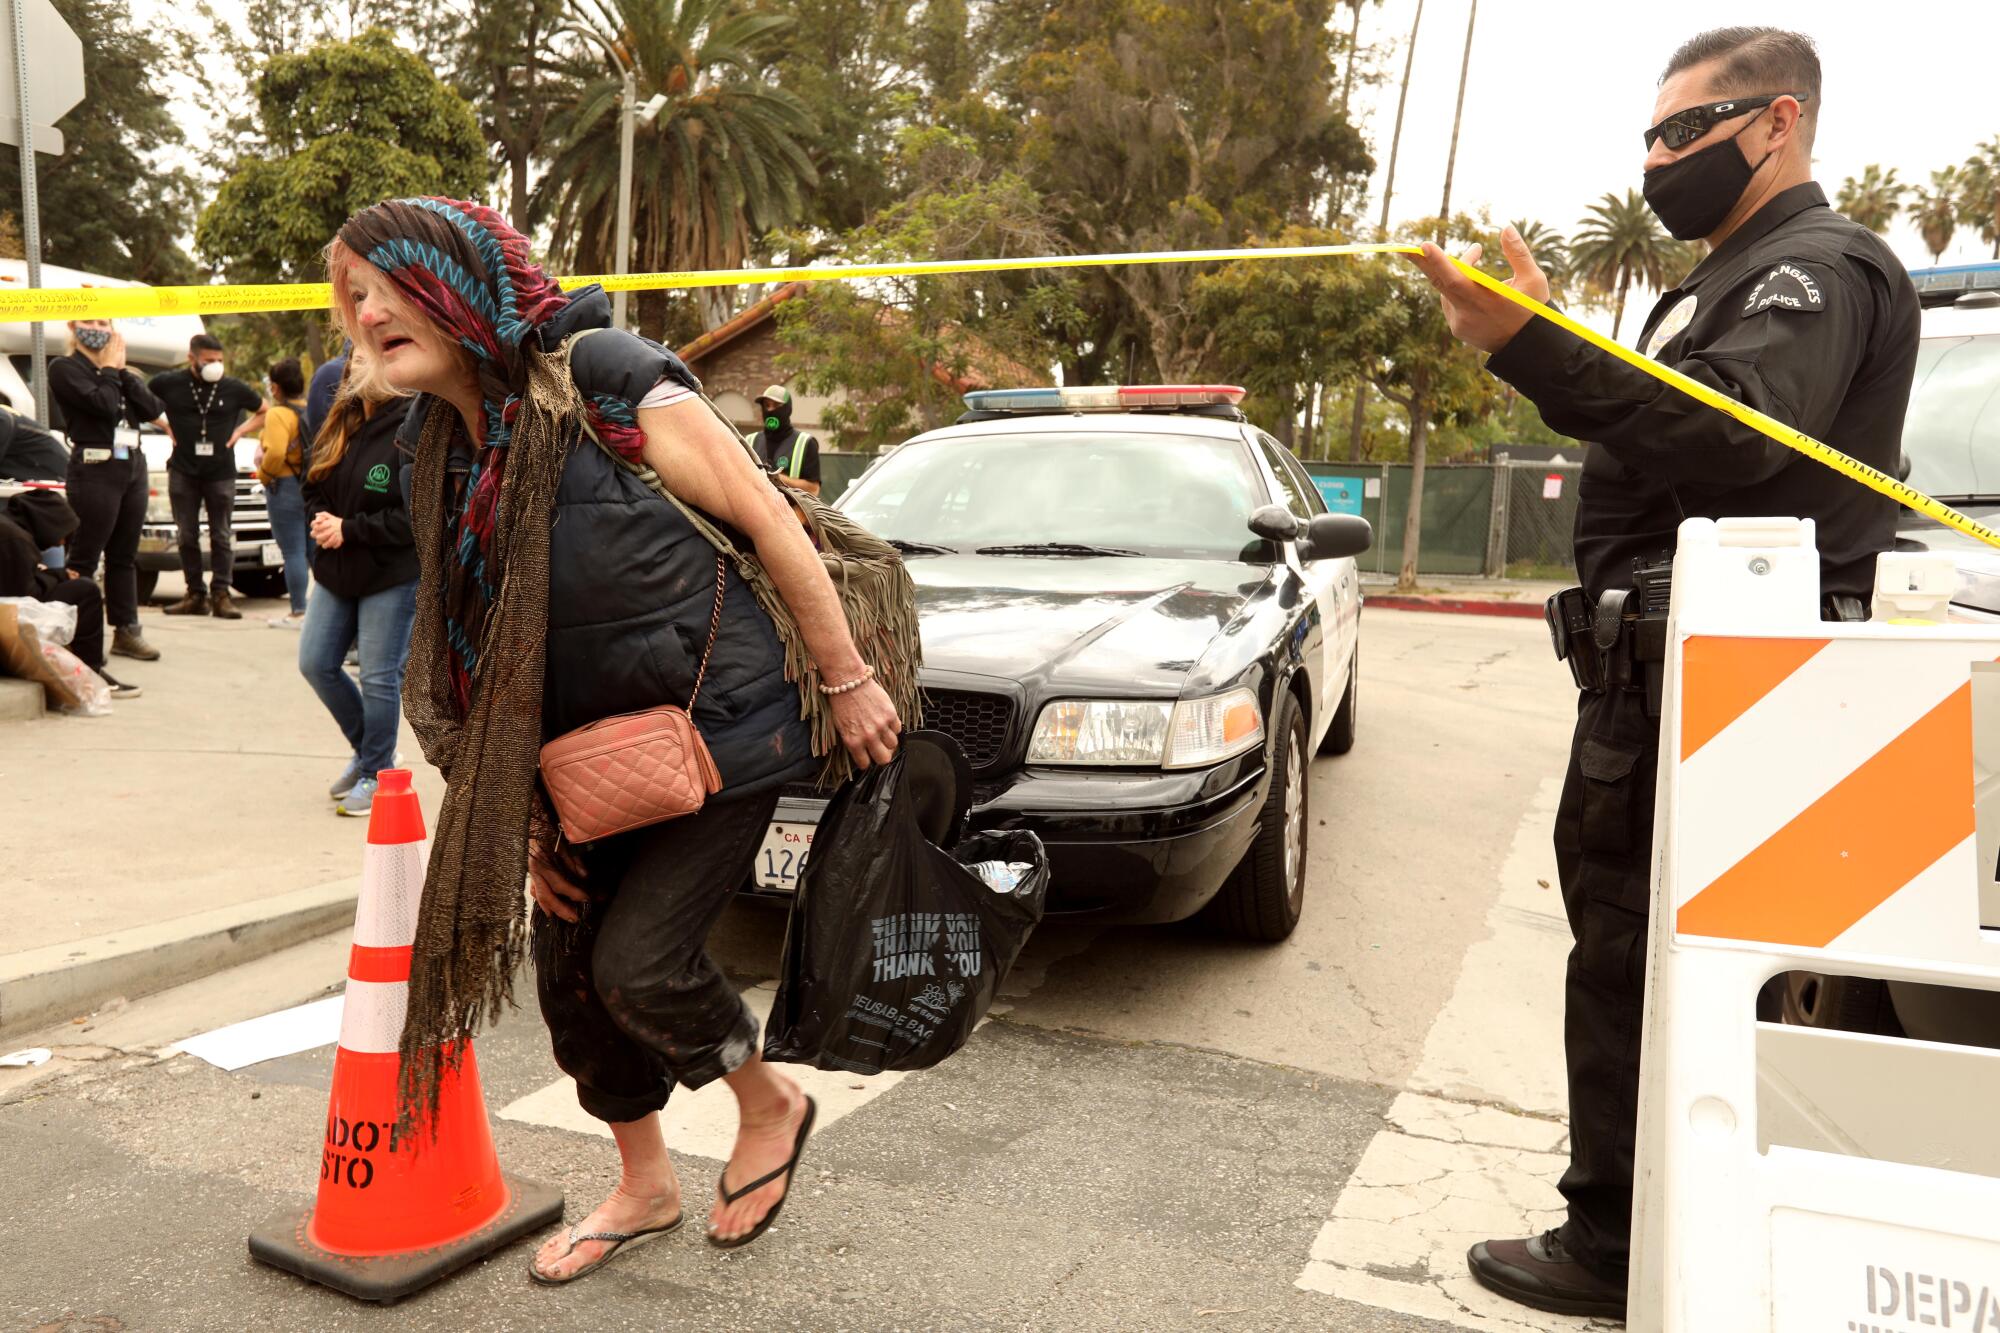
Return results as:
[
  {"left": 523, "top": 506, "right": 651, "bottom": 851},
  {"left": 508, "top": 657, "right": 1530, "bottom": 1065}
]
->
[{"left": 1, "top": 608, "right": 1601, "bottom": 1332}]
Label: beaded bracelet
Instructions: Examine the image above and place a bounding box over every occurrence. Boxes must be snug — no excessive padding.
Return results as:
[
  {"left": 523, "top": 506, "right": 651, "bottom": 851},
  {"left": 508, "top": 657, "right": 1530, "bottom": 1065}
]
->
[{"left": 819, "top": 664, "right": 876, "bottom": 696}]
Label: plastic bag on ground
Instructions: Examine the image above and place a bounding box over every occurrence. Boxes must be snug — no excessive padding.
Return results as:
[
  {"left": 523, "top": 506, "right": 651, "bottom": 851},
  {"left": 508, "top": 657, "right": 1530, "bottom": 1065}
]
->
[
  {"left": 764, "top": 752, "right": 1048, "bottom": 1074},
  {"left": 0, "top": 595, "right": 76, "bottom": 646},
  {"left": 40, "top": 639, "right": 110, "bottom": 716}
]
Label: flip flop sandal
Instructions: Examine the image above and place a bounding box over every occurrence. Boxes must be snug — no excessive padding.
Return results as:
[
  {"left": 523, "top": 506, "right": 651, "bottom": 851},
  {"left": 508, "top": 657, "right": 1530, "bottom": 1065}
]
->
[
  {"left": 708, "top": 1095, "right": 818, "bottom": 1250},
  {"left": 528, "top": 1213, "right": 684, "bottom": 1285}
]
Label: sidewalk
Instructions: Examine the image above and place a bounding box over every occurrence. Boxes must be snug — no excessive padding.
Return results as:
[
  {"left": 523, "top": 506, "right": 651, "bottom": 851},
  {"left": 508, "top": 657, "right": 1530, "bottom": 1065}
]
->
[
  {"left": 1361, "top": 573, "right": 1564, "bottom": 619},
  {"left": 1, "top": 573, "right": 444, "bottom": 1037}
]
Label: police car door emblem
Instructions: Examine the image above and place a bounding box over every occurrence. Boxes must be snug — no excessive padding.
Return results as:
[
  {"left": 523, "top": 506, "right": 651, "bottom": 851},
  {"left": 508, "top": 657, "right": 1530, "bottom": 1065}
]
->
[{"left": 1646, "top": 294, "right": 1697, "bottom": 360}]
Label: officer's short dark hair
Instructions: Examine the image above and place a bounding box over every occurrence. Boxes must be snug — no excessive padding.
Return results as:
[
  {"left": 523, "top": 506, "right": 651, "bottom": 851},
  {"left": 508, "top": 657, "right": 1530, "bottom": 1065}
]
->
[
  {"left": 190, "top": 332, "right": 224, "bottom": 355},
  {"left": 269, "top": 357, "right": 305, "bottom": 397},
  {"left": 1661, "top": 27, "right": 1820, "bottom": 148}
]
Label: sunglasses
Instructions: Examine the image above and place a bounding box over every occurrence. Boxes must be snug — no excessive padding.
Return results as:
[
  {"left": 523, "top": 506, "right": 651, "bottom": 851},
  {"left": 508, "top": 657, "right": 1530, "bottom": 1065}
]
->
[{"left": 1642, "top": 93, "right": 1806, "bottom": 151}]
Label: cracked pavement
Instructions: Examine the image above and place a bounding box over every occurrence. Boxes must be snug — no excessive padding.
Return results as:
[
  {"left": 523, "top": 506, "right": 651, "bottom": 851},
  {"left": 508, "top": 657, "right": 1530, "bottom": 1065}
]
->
[{"left": 2, "top": 611, "right": 1588, "bottom": 1330}]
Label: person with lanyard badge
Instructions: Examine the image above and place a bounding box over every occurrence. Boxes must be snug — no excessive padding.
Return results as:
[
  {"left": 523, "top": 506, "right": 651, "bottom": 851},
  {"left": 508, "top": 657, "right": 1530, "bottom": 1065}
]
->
[
  {"left": 47, "top": 317, "right": 168, "bottom": 664},
  {"left": 750, "top": 384, "right": 821, "bottom": 496},
  {"left": 254, "top": 357, "right": 315, "bottom": 627},
  {"left": 1409, "top": 27, "right": 1920, "bottom": 1320},
  {"left": 150, "top": 333, "right": 266, "bottom": 620}
]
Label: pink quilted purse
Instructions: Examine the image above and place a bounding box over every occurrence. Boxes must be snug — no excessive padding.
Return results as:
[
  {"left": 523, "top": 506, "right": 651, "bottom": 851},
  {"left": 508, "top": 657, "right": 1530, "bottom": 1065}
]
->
[{"left": 539, "top": 554, "right": 728, "bottom": 843}]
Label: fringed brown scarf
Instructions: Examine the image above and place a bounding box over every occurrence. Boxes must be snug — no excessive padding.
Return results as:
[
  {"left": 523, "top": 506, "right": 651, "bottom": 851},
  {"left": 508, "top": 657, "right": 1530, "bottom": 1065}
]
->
[{"left": 395, "top": 347, "right": 581, "bottom": 1131}]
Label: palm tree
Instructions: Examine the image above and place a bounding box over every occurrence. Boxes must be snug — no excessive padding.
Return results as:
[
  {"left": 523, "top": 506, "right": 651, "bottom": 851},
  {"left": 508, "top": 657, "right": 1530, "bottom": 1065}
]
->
[
  {"left": 1568, "top": 189, "right": 1675, "bottom": 340},
  {"left": 1913, "top": 167, "right": 1962, "bottom": 262},
  {"left": 1960, "top": 139, "right": 2000, "bottom": 259},
  {"left": 535, "top": 0, "right": 818, "bottom": 333},
  {"left": 1835, "top": 164, "right": 1904, "bottom": 235},
  {"left": 1348, "top": 0, "right": 1424, "bottom": 461},
  {"left": 1509, "top": 218, "right": 1569, "bottom": 293}
]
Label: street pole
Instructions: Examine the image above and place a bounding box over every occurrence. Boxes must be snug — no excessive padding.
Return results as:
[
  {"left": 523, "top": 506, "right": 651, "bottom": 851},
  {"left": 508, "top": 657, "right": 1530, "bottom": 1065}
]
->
[
  {"left": 11, "top": 0, "right": 46, "bottom": 421},
  {"left": 613, "top": 66, "right": 635, "bottom": 331}
]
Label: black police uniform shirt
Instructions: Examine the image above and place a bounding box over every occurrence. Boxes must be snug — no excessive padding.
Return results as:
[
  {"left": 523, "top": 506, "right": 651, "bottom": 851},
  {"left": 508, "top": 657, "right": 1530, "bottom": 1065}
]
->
[
  {"left": 148, "top": 369, "right": 264, "bottom": 481},
  {"left": 1487, "top": 182, "right": 1920, "bottom": 601},
  {"left": 754, "top": 427, "right": 821, "bottom": 484}
]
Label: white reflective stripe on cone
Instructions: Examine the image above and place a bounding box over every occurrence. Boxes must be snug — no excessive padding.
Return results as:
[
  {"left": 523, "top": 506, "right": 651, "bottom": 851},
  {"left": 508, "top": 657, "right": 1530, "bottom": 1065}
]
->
[
  {"left": 339, "top": 978, "right": 409, "bottom": 1055},
  {"left": 353, "top": 840, "right": 427, "bottom": 949}
]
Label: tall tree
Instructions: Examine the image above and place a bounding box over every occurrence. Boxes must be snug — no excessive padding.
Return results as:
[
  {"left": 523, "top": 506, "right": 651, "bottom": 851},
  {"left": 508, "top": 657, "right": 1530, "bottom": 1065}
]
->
[
  {"left": 774, "top": 127, "right": 1079, "bottom": 448},
  {"left": 1960, "top": 139, "right": 2000, "bottom": 260},
  {"left": 1435, "top": 0, "right": 1475, "bottom": 231},
  {"left": 534, "top": 0, "right": 818, "bottom": 336},
  {"left": 1370, "top": 218, "right": 1505, "bottom": 590},
  {"left": 1569, "top": 188, "right": 1675, "bottom": 340},
  {"left": 1834, "top": 164, "right": 1904, "bottom": 235},
  {"left": 1016, "top": 0, "right": 1370, "bottom": 381},
  {"left": 450, "top": 0, "right": 574, "bottom": 228},
  {"left": 196, "top": 29, "right": 489, "bottom": 362},
  {"left": 0, "top": 0, "right": 200, "bottom": 282},
  {"left": 1913, "top": 166, "right": 1962, "bottom": 262},
  {"left": 1344, "top": 0, "right": 1421, "bottom": 461}
]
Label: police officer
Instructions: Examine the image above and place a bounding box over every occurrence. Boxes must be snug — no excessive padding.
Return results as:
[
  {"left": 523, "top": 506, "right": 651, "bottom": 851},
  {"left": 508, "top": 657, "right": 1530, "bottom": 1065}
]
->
[
  {"left": 749, "top": 384, "right": 822, "bottom": 496},
  {"left": 1412, "top": 27, "right": 1919, "bottom": 1320}
]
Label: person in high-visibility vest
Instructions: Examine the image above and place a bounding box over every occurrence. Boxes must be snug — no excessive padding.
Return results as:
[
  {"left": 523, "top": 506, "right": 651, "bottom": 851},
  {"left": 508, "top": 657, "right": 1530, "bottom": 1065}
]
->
[
  {"left": 748, "top": 384, "right": 822, "bottom": 496},
  {"left": 1411, "top": 26, "right": 1921, "bottom": 1322}
]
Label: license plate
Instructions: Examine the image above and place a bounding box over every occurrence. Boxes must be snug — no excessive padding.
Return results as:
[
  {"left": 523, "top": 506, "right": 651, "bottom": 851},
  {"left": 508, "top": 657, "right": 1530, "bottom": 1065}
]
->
[
  {"left": 261, "top": 542, "right": 284, "bottom": 567},
  {"left": 754, "top": 821, "right": 815, "bottom": 890}
]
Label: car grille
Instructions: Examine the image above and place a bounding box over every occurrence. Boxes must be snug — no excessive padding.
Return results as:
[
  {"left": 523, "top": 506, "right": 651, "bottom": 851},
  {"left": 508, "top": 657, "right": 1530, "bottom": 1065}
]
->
[{"left": 921, "top": 689, "right": 1015, "bottom": 770}]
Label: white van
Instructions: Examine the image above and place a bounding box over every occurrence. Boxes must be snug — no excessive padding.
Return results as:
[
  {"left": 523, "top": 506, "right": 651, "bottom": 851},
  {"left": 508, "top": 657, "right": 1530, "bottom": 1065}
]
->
[{"left": 0, "top": 260, "right": 279, "bottom": 599}]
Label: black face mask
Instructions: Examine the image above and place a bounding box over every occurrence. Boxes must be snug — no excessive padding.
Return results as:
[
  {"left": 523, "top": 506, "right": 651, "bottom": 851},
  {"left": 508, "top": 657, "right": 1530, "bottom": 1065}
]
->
[
  {"left": 1642, "top": 111, "right": 1772, "bottom": 241},
  {"left": 763, "top": 403, "right": 791, "bottom": 434}
]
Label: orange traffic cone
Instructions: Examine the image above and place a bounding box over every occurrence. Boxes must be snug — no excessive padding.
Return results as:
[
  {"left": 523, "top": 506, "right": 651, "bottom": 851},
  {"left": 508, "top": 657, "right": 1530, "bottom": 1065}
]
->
[{"left": 248, "top": 769, "right": 561, "bottom": 1302}]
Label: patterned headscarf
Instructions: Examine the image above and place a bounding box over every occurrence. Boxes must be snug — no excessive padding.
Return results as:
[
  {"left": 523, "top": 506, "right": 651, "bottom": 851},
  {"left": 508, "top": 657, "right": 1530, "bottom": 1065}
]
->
[{"left": 333, "top": 197, "right": 631, "bottom": 1128}]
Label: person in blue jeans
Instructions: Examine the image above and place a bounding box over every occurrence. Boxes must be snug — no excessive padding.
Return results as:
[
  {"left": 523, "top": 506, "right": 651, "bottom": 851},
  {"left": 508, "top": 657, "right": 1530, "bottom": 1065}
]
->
[
  {"left": 255, "top": 358, "right": 315, "bottom": 625},
  {"left": 299, "top": 358, "right": 417, "bottom": 816}
]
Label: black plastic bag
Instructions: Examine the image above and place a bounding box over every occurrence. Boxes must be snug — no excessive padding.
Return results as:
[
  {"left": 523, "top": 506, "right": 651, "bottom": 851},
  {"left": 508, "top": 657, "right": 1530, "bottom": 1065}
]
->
[{"left": 763, "top": 752, "right": 1048, "bottom": 1074}]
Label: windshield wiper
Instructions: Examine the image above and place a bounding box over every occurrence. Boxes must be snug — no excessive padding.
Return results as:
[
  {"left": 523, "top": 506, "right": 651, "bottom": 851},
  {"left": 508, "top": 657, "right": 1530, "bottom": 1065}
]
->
[
  {"left": 975, "top": 542, "right": 1143, "bottom": 557},
  {"left": 887, "top": 538, "right": 957, "bottom": 555}
]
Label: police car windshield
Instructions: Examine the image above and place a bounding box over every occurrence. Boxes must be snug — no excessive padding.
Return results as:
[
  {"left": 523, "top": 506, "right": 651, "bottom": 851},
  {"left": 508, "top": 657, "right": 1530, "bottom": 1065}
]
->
[
  {"left": 839, "top": 431, "right": 1267, "bottom": 560},
  {"left": 1901, "top": 333, "right": 2000, "bottom": 504}
]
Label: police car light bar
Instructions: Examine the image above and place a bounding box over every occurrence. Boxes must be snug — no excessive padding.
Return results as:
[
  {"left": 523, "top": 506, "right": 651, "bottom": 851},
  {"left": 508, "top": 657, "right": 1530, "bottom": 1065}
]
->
[{"left": 963, "top": 385, "right": 1247, "bottom": 413}]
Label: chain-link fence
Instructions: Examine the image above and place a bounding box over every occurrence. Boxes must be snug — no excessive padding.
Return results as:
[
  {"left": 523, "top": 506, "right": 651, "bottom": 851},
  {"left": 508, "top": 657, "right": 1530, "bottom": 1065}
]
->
[{"left": 1487, "top": 458, "right": 1582, "bottom": 581}]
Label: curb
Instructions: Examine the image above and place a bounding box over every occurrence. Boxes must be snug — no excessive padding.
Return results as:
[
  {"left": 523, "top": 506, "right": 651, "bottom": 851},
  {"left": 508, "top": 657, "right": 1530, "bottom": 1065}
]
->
[
  {"left": 1364, "top": 594, "right": 1546, "bottom": 620},
  {"left": 0, "top": 876, "right": 359, "bottom": 1040}
]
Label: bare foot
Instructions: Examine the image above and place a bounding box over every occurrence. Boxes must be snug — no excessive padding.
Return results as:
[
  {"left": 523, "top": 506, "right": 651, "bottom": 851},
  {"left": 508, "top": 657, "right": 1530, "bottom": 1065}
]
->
[
  {"left": 709, "top": 1082, "right": 810, "bottom": 1242},
  {"left": 531, "top": 1177, "right": 682, "bottom": 1282}
]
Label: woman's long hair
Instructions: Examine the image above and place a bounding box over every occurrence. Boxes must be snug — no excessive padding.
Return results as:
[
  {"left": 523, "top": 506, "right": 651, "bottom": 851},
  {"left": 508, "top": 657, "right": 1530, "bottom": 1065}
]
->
[{"left": 305, "top": 349, "right": 403, "bottom": 483}]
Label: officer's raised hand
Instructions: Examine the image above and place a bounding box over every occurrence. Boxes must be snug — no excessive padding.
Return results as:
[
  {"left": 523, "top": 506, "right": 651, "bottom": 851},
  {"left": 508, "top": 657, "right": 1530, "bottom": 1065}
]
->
[{"left": 1409, "top": 226, "right": 1550, "bottom": 355}]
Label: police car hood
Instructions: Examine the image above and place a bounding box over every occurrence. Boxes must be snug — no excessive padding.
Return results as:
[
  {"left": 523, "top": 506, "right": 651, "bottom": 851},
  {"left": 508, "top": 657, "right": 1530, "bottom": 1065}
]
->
[
  {"left": 1895, "top": 508, "right": 2000, "bottom": 616},
  {"left": 908, "top": 554, "right": 1267, "bottom": 695}
]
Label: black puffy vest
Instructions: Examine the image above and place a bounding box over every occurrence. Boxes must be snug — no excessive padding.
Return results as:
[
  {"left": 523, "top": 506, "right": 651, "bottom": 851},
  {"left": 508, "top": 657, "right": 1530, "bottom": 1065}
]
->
[{"left": 540, "top": 292, "right": 816, "bottom": 796}]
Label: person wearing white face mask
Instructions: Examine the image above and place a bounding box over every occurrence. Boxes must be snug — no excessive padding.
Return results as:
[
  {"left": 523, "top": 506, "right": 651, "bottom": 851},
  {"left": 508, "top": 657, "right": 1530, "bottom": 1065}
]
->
[{"left": 149, "top": 333, "right": 266, "bottom": 618}]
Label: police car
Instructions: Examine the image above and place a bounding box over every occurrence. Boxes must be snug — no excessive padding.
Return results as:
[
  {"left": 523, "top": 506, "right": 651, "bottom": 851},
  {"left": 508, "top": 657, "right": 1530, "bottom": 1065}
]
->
[{"left": 752, "top": 385, "right": 1372, "bottom": 942}]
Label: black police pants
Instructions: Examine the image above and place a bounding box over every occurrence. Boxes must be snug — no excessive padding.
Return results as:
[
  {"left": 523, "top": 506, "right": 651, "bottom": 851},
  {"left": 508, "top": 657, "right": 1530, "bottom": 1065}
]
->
[
  {"left": 169, "top": 472, "right": 234, "bottom": 595},
  {"left": 1552, "top": 683, "right": 1659, "bottom": 1280},
  {"left": 533, "top": 787, "right": 780, "bottom": 1124},
  {"left": 64, "top": 456, "right": 148, "bottom": 630}
]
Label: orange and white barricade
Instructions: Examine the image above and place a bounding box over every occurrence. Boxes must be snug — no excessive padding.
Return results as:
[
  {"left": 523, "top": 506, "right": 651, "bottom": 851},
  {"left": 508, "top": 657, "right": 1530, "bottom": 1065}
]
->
[
  {"left": 1630, "top": 517, "right": 2000, "bottom": 1331},
  {"left": 248, "top": 769, "right": 562, "bottom": 1303}
]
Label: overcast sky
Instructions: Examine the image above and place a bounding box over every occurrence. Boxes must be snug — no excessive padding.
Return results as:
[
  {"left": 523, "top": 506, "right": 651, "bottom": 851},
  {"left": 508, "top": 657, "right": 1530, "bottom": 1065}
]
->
[{"left": 1345, "top": 0, "right": 2000, "bottom": 285}]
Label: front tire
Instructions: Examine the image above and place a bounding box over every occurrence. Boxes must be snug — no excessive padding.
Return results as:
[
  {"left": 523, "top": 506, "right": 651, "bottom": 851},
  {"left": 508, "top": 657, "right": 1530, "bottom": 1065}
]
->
[{"left": 1206, "top": 692, "right": 1308, "bottom": 942}]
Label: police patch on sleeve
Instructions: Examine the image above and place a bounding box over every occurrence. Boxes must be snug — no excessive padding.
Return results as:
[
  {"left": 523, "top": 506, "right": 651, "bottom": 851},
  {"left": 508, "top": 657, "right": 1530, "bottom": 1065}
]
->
[{"left": 1741, "top": 262, "right": 1826, "bottom": 317}]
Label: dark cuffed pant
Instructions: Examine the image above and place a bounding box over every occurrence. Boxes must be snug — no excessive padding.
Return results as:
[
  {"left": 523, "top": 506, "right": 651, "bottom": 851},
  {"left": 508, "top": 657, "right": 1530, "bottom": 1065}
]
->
[
  {"left": 168, "top": 472, "right": 234, "bottom": 596},
  {"left": 1552, "top": 684, "right": 1659, "bottom": 1281},
  {"left": 65, "top": 456, "right": 148, "bottom": 630},
  {"left": 534, "top": 788, "right": 781, "bottom": 1123},
  {"left": 43, "top": 579, "right": 107, "bottom": 670}
]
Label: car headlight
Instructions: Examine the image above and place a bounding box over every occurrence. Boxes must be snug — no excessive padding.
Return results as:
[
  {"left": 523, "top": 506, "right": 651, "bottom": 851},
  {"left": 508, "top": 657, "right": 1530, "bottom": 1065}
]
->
[
  {"left": 1027, "top": 688, "right": 1264, "bottom": 769},
  {"left": 145, "top": 477, "right": 171, "bottom": 524}
]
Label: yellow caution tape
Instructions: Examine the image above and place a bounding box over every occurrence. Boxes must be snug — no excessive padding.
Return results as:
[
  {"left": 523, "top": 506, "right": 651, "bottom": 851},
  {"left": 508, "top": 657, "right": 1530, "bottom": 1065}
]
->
[{"left": 5, "top": 242, "right": 1993, "bottom": 550}]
